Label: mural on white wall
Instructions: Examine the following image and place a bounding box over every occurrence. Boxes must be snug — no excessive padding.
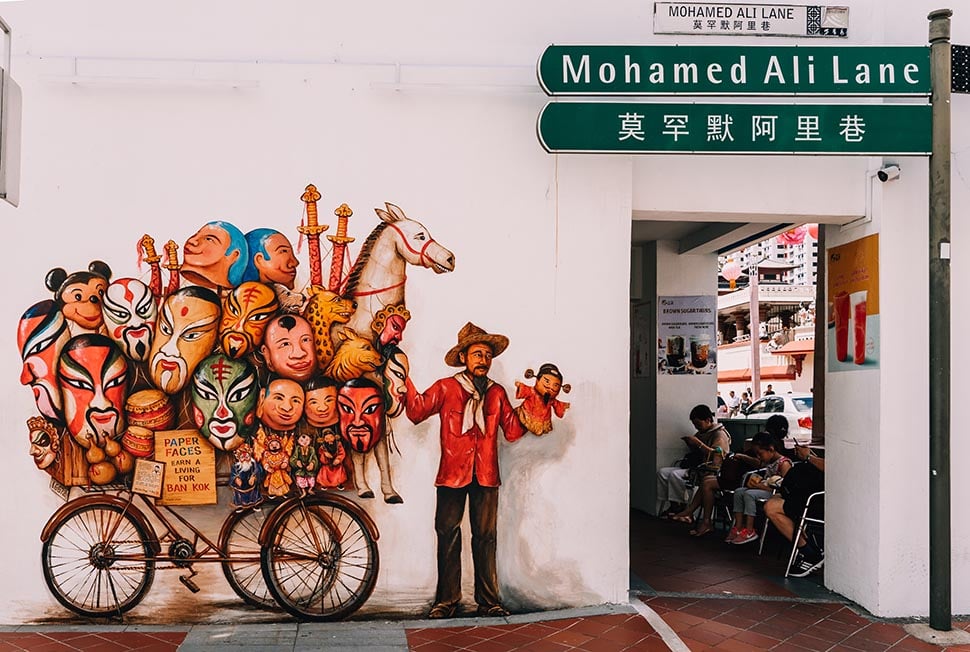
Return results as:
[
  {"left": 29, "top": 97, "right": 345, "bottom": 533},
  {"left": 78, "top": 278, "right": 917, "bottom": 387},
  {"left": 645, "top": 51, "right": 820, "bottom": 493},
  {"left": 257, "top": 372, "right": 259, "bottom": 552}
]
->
[{"left": 17, "top": 184, "right": 572, "bottom": 622}]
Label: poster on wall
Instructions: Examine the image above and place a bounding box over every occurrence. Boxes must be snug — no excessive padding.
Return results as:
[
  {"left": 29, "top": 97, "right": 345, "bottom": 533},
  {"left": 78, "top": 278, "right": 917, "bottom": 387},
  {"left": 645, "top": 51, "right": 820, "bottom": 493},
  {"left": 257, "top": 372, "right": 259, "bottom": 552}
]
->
[
  {"left": 827, "top": 233, "right": 879, "bottom": 371},
  {"left": 658, "top": 295, "right": 717, "bottom": 375}
]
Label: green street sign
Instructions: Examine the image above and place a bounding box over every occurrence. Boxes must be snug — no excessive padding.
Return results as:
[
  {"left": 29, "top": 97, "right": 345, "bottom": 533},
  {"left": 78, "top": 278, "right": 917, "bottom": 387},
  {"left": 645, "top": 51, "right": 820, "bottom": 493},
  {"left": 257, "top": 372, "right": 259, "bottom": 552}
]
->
[
  {"left": 538, "top": 45, "right": 931, "bottom": 96},
  {"left": 537, "top": 102, "right": 931, "bottom": 155}
]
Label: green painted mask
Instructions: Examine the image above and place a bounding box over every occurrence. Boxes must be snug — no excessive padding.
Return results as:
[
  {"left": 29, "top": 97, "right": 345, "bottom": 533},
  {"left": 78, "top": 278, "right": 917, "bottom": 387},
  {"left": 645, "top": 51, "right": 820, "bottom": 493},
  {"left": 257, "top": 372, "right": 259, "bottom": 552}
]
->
[{"left": 190, "top": 353, "right": 259, "bottom": 451}]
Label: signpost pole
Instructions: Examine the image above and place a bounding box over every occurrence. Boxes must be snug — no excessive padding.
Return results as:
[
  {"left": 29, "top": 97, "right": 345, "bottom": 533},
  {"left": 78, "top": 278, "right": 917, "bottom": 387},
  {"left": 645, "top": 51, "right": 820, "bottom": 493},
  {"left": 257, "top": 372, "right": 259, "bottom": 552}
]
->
[
  {"left": 750, "top": 265, "right": 761, "bottom": 399},
  {"left": 927, "top": 7, "right": 952, "bottom": 633}
]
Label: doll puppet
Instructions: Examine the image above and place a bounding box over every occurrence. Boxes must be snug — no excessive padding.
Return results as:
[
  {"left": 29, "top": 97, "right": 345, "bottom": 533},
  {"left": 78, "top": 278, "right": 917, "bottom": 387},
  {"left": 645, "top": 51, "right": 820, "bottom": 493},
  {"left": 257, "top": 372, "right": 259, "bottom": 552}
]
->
[{"left": 514, "top": 363, "right": 571, "bottom": 436}]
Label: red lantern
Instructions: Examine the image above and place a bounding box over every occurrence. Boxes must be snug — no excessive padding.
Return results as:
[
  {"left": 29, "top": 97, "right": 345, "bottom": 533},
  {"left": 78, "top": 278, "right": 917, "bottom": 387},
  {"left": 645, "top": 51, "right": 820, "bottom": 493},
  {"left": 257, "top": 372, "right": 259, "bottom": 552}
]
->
[
  {"left": 776, "top": 225, "right": 808, "bottom": 246},
  {"left": 721, "top": 258, "right": 742, "bottom": 290},
  {"left": 807, "top": 223, "right": 819, "bottom": 240}
]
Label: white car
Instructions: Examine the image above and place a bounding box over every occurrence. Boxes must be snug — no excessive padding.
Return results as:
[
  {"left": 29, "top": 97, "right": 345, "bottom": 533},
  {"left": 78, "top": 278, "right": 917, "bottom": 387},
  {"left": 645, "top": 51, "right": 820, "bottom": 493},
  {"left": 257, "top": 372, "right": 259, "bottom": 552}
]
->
[{"left": 739, "top": 393, "right": 814, "bottom": 445}]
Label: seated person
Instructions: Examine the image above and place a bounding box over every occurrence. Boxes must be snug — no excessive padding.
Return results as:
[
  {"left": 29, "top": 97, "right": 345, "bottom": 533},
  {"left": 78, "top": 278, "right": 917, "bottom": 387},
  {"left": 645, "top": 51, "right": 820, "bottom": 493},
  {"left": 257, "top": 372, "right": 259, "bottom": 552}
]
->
[
  {"left": 764, "top": 413, "right": 795, "bottom": 456},
  {"left": 658, "top": 404, "right": 731, "bottom": 536},
  {"left": 764, "top": 443, "right": 825, "bottom": 576},
  {"left": 725, "top": 432, "right": 792, "bottom": 545}
]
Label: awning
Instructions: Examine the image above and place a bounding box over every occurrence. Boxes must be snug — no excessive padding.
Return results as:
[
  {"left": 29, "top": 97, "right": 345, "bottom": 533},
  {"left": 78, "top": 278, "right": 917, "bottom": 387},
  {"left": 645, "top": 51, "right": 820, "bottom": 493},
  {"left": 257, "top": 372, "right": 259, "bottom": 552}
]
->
[
  {"left": 774, "top": 339, "right": 816, "bottom": 355},
  {"left": 718, "top": 365, "right": 796, "bottom": 382}
]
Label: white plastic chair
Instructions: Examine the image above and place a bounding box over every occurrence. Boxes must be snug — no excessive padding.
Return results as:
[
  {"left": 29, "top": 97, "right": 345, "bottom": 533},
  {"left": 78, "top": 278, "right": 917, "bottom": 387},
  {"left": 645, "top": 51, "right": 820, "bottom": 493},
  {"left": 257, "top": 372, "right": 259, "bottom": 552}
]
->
[{"left": 784, "top": 491, "right": 825, "bottom": 577}]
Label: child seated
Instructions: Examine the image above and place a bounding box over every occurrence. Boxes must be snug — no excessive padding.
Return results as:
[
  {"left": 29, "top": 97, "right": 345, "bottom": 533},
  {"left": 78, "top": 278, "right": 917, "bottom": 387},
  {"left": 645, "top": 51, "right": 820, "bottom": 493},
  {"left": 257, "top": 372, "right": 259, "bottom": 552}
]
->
[{"left": 726, "top": 432, "right": 792, "bottom": 545}]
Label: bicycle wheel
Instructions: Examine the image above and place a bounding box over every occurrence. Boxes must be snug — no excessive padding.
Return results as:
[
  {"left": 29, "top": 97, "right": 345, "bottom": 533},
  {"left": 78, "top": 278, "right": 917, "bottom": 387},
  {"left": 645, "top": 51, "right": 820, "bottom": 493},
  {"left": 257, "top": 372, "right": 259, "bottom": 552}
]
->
[
  {"left": 261, "top": 498, "right": 379, "bottom": 621},
  {"left": 42, "top": 502, "right": 155, "bottom": 618},
  {"left": 219, "top": 506, "right": 277, "bottom": 609}
]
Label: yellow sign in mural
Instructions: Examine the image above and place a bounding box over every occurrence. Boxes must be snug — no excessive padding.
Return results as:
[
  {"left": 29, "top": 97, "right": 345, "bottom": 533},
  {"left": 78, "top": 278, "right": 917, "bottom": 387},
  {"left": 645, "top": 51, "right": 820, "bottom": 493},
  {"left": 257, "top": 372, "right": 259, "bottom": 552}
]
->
[{"left": 154, "top": 430, "right": 217, "bottom": 505}]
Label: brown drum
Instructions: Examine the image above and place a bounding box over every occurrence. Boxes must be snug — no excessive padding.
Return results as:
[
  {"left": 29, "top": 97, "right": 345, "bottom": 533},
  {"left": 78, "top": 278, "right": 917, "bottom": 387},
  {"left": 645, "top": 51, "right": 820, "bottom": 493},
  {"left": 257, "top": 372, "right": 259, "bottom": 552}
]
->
[
  {"left": 122, "top": 426, "right": 155, "bottom": 458},
  {"left": 125, "top": 389, "right": 174, "bottom": 431}
]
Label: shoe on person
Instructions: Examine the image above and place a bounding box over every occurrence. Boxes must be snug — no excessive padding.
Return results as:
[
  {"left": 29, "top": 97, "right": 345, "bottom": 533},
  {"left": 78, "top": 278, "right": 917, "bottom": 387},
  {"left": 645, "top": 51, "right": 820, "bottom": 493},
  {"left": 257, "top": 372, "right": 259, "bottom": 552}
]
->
[
  {"left": 477, "top": 604, "right": 510, "bottom": 617},
  {"left": 725, "top": 526, "right": 741, "bottom": 543},
  {"left": 732, "top": 528, "right": 759, "bottom": 545},
  {"left": 428, "top": 602, "right": 457, "bottom": 619},
  {"left": 789, "top": 552, "right": 824, "bottom": 578}
]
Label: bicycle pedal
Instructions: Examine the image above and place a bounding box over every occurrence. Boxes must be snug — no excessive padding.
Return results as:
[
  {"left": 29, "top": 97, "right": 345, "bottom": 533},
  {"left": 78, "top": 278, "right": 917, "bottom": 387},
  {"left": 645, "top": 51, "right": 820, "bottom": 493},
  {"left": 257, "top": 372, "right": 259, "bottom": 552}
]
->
[{"left": 179, "top": 575, "right": 200, "bottom": 593}]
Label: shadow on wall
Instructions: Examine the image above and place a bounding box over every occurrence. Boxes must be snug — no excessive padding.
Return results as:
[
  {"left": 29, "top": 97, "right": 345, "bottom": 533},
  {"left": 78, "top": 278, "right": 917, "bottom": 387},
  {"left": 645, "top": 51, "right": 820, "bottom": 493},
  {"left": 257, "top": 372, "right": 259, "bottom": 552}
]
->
[{"left": 498, "top": 385, "right": 599, "bottom": 610}]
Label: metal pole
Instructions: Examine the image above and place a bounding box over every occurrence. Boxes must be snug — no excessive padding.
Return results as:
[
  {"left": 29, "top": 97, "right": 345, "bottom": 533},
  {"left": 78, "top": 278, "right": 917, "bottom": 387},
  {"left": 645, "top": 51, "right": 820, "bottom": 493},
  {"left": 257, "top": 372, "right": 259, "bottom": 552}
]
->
[
  {"left": 812, "top": 227, "right": 826, "bottom": 442},
  {"left": 750, "top": 265, "right": 761, "bottom": 399},
  {"left": 928, "top": 7, "right": 952, "bottom": 633}
]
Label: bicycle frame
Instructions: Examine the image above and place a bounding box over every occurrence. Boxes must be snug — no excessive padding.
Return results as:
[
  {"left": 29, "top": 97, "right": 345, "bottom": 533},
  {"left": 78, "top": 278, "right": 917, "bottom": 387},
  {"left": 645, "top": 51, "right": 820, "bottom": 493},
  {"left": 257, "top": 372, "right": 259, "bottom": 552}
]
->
[{"left": 40, "top": 488, "right": 256, "bottom": 566}]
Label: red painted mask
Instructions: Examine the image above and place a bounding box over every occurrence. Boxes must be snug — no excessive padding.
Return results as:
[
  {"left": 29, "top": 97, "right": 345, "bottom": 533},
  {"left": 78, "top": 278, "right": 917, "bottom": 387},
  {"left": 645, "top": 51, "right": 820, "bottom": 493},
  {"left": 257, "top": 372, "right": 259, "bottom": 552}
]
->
[
  {"left": 58, "top": 334, "right": 128, "bottom": 450},
  {"left": 337, "top": 380, "right": 385, "bottom": 453},
  {"left": 18, "top": 301, "right": 71, "bottom": 422}
]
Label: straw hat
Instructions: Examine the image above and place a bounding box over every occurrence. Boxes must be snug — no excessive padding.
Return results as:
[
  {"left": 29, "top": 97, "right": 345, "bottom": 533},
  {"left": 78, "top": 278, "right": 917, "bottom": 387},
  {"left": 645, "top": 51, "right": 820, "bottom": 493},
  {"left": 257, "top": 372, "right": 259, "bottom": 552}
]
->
[{"left": 444, "top": 322, "right": 509, "bottom": 367}]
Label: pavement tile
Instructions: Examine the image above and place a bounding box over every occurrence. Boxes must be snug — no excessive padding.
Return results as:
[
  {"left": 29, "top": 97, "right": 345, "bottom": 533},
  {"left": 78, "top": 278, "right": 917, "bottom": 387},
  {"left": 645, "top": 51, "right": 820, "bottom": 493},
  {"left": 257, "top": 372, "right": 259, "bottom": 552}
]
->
[
  {"left": 679, "top": 636, "right": 716, "bottom": 651},
  {"left": 714, "top": 613, "right": 760, "bottom": 630},
  {"left": 786, "top": 632, "right": 840, "bottom": 649},
  {"left": 715, "top": 636, "right": 769, "bottom": 651},
  {"left": 489, "top": 631, "right": 534, "bottom": 648},
  {"left": 699, "top": 620, "right": 745, "bottom": 637},
  {"left": 684, "top": 625, "right": 732, "bottom": 646},
  {"left": 574, "top": 637, "right": 632, "bottom": 652},
  {"left": 857, "top": 623, "right": 909, "bottom": 645},
  {"left": 507, "top": 639, "right": 569, "bottom": 652},
  {"left": 839, "top": 633, "right": 893, "bottom": 651},
  {"left": 543, "top": 628, "right": 595, "bottom": 647},
  {"left": 464, "top": 638, "right": 516, "bottom": 652},
  {"left": 567, "top": 618, "right": 618, "bottom": 637},
  {"left": 887, "top": 637, "right": 946, "bottom": 652},
  {"left": 407, "top": 642, "right": 461, "bottom": 652},
  {"left": 732, "top": 628, "right": 784, "bottom": 648}
]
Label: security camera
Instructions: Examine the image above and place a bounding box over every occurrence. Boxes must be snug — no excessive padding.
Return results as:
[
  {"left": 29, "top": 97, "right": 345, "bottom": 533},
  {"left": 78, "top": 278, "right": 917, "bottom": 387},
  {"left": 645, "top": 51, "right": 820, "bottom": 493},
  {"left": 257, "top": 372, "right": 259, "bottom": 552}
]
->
[{"left": 877, "top": 165, "right": 900, "bottom": 182}]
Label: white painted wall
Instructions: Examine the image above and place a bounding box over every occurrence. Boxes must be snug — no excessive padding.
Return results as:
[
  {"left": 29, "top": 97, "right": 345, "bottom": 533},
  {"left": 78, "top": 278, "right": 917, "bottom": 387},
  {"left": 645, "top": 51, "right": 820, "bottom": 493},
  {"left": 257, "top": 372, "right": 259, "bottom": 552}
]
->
[
  {"left": 0, "top": 0, "right": 967, "bottom": 623},
  {"left": 0, "top": 0, "right": 633, "bottom": 621}
]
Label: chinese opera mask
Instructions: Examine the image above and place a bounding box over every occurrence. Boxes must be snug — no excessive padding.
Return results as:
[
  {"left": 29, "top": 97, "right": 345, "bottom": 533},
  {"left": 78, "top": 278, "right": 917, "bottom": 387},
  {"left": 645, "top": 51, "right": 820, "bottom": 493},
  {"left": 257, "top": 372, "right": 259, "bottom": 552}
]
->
[
  {"left": 191, "top": 354, "right": 259, "bottom": 451},
  {"left": 257, "top": 377, "right": 304, "bottom": 432},
  {"left": 382, "top": 346, "right": 409, "bottom": 418},
  {"left": 102, "top": 278, "right": 157, "bottom": 362},
  {"left": 259, "top": 314, "right": 317, "bottom": 382},
  {"left": 304, "top": 376, "right": 339, "bottom": 429},
  {"left": 45, "top": 261, "right": 112, "bottom": 333},
  {"left": 371, "top": 304, "right": 411, "bottom": 351},
  {"left": 337, "top": 378, "right": 385, "bottom": 453},
  {"left": 18, "top": 300, "right": 71, "bottom": 422},
  {"left": 181, "top": 221, "right": 249, "bottom": 290},
  {"left": 219, "top": 282, "right": 279, "bottom": 359},
  {"left": 58, "top": 334, "right": 129, "bottom": 450},
  {"left": 244, "top": 229, "right": 299, "bottom": 290},
  {"left": 149, "top": 287, "right": 221, "bottom": 394},
  {"left": 28, "top": 416, "right": 60, "bottom": 470}
]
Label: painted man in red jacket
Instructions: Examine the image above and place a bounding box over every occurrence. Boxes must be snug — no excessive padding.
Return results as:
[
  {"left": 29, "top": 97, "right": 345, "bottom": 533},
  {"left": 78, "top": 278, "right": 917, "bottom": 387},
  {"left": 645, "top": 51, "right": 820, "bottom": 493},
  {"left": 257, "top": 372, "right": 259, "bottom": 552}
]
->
[{"left": 404, "top": 322, "right": 525, "bottom": 619}]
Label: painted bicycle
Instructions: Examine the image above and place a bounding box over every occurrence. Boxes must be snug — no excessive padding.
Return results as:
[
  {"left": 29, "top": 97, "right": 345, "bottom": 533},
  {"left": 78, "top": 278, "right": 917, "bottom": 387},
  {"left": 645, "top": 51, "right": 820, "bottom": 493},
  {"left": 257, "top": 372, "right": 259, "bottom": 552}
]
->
[{"left": 39, "top": 486, "right": 379, "bottom": 621}]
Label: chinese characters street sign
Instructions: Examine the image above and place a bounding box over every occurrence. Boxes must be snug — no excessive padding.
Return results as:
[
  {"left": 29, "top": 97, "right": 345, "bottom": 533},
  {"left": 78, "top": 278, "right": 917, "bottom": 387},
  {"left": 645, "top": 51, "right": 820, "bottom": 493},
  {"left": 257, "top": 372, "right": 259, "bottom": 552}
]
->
[
  {"left": 537, "top": 102, "right": 930, "bottom": 155},
  {"left": 537, "top": 45, "right": 930, "bottom": 96},
  {"left": 654, "top": 3, "right": 848, "bottom": 38}
]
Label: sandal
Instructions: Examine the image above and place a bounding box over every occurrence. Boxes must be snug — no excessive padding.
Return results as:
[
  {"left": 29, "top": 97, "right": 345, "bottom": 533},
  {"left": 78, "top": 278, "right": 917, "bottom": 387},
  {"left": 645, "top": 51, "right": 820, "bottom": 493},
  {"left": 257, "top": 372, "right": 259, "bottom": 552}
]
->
[
  {"left": 690, "top": 523, "right": 714, "bottom": 537},
  {"left": 670, "top": 514, "right": 694, "bottom": 524}
]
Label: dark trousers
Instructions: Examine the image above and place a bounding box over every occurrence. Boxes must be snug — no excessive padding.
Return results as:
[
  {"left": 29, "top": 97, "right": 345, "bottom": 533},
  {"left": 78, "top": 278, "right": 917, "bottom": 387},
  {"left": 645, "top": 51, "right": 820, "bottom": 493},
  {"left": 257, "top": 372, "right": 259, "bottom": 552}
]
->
[{"left": 434, "top": 479, "right": 500, "bottom": 608}]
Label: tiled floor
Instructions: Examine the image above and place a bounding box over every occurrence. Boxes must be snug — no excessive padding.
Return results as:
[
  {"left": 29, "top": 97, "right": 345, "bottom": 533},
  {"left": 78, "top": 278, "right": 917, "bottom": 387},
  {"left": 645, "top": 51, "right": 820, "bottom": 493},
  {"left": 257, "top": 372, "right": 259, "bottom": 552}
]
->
[
  {"left": 0, "top": 630, "right": 186, "bottom": 651},
  {"left": 4, "top": 510, "right": 970, "bottom": 651},
  {"left": 406, "top": 613, "right": 668, "bottom": 651},
  {"left": 643, "top": 595, "right": 970, "bottom": 651}
]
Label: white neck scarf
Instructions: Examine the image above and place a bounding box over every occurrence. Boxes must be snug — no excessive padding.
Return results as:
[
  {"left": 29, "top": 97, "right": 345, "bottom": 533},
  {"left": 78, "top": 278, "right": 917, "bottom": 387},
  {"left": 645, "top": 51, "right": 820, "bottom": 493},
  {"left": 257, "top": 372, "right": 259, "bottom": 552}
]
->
[{"left": 454, "top": 372, "right": 494, "bottom": 436}]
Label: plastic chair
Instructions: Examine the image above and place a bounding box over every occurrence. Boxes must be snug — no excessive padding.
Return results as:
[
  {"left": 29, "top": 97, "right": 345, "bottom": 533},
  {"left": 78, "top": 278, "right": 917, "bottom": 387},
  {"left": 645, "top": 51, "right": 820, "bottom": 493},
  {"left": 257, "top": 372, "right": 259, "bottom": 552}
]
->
[{"left": 784, "top": 491, "right": 825, "bottom": 577}]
